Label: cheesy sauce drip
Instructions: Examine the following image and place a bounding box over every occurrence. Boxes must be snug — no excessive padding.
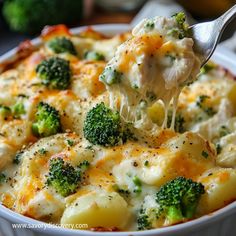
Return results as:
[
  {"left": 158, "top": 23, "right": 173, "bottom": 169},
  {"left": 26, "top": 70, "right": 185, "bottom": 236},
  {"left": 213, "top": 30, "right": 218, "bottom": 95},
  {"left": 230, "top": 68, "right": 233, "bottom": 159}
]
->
[{"left": 100, "top": 15, "right": 200, "bottom": 130}]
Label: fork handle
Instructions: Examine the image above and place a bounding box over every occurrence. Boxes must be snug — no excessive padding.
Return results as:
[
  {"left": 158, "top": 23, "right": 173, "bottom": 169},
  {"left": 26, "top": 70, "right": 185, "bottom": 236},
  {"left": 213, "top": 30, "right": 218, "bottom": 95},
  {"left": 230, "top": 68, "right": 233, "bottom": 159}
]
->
[{"left": 219, "top": 4, "right": 236, "bottom": 30}]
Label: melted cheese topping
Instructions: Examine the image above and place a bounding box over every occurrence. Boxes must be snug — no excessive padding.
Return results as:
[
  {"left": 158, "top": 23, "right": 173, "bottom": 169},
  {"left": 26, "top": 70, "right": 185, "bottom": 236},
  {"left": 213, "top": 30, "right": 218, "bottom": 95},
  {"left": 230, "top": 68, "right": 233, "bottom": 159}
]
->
[
  {"left": 100, "top": 16, "right": 200, "bottom": 130},
  {"left": 0, "top": 20, "right": 236, "bottom": 232}
]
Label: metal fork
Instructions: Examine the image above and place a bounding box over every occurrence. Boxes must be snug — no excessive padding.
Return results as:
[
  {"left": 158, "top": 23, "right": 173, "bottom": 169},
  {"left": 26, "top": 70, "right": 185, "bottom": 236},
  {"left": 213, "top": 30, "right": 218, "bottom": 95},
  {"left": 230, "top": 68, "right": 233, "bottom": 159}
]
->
[{"left": 189, "top": 4, "right": 236, "bottom": 66}]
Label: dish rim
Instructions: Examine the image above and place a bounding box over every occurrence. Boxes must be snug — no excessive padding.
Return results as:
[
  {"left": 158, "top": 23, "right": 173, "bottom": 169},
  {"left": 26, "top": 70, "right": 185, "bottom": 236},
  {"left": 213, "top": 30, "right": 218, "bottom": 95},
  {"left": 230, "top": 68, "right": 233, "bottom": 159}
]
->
[{"left": 0, "top": 23, "right": 236, "bottom": 236}]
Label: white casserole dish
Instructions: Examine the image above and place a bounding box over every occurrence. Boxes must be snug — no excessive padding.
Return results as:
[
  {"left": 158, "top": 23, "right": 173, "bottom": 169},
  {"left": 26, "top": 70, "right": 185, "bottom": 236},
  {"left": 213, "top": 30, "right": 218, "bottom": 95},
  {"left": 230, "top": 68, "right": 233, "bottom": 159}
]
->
[{"left": 0, "top": 24, "right": 236, "bottom": 236}]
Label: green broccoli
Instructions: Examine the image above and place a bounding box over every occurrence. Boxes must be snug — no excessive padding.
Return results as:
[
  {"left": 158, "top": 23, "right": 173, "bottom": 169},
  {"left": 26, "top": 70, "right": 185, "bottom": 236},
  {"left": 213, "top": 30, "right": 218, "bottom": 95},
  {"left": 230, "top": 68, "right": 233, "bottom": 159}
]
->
[
  {"left": 84, "top": 51, "right": 105, "bottom": 61},
  {"left": 174, "top": 12, "right": 186, "bottom": 26},
  {"left": 46, "top": 157, "right": 81, "bottom": 197},
  {"left": 3, "top": 0, "right": 83, "bottom": 34},
  {"left": 99, "top": 67, "right": 123, "bottom": 85},
  {"left": 156, "top": 177, "right": 205, "bottom": 222},
  {"left": 32, "top": 102, "right": 61, "bottom": 137},
  {"left": 83, "top": 102, "right": 125, "bottom": 147},
  {"left": 172, "top": 12, "right": 190, "bottom": 39},
  {"left": 48, "top": 37, "right": 77, "bottom": 56},
  {"left": 36, "top": 57, "right": 71, "bottom": 90},
  {"left": 137, "top": 208, "right": 152, "bottom": 230},
  {"left": 137, "top": 176, "right": 205, "bottom": 230}
]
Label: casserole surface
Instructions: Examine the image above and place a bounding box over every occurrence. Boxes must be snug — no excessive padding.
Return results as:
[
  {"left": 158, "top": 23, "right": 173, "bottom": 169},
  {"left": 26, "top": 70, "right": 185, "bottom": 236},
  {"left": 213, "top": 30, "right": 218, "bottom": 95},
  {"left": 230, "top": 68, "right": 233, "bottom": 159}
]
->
[{"left": 0, "top": 23, "right": 236, "bottom": 236}]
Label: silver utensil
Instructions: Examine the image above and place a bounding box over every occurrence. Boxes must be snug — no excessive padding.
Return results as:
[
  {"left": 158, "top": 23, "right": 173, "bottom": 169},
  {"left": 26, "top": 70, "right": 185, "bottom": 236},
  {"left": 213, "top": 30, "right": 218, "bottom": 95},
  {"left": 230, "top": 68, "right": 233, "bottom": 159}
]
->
[{"left": 190, "top": 4, "right": 236, "bottom": 66}]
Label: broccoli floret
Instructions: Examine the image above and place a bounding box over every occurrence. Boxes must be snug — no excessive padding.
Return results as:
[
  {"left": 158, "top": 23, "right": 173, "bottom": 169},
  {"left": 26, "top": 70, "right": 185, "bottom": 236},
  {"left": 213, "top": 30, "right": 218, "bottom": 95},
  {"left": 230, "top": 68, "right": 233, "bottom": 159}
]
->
[
  {"left": 46, "top": 157, "right": 81, "bottom": 197},
  {"left": 137, "top": 177, "right": 205, "bottom": 230},
  {"left": 137, "top": 209, "right": 152, "bottom": 230},
  {"left": 2, "top": 0, "right": 83, "bottom": 34},
  {"left": 83, "top": 102, "right": 127, "bottom": 147},
  {"left": 99, "top": 67, "right": 123, "bottom": 85},
  {"left": 172, "top": 12, "right": 190, "bottom": 39},
  {"left": 48, "top": 37, "right": 77, "bottom": 56},
  {"left": 36, "top": 57, "right": 71, "bottom": 90},
  {"left": 156, "top": 177, "right": 205, "bottom": 223},
  {"left": 84, "top": 51, "right": 105, "bottom": 61},
  {"left": 32, "top": 102, "right": 61, "bottom": 137},
  {"left": 174, "top": 12, "right": 186, "bottom": 26}
]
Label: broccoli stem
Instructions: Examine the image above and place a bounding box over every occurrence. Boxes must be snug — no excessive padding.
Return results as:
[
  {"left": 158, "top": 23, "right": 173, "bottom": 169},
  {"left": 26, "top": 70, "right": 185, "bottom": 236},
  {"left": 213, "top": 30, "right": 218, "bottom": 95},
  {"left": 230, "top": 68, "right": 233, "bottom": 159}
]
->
[{"left": 167, "top": 206, "right": 183, "bottom": 223}]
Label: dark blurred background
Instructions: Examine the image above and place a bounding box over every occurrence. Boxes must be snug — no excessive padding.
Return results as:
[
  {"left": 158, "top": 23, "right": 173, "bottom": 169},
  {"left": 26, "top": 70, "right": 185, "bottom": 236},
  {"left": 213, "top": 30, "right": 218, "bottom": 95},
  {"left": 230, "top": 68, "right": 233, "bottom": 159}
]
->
[{"left": 0, "top": 0, "right": 235, "bottom": 56}]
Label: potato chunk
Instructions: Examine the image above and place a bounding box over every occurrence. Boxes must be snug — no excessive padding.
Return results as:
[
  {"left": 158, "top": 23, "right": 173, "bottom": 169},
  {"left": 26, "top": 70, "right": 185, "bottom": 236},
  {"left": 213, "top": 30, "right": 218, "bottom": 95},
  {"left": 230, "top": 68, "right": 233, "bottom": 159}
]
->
[
  {"left": 19, "top": 188, "right": 65, "bottom": 222},
  {"left": 61, "top": 190, "right": 131, "bottom": 230},
  {"left": 140, "top": 132, "right": 215, "bottom": 186},
  {"left": 198, "top": 167, "right": 236, "bottom": 214},
  {"left": 217, "top": 132, "right": 236, "bottom": 168}
]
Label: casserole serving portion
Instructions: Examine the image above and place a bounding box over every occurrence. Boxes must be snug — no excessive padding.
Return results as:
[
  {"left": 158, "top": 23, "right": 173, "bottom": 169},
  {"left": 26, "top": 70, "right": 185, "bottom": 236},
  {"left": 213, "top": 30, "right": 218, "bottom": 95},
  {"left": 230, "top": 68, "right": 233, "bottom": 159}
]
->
[{"left": 0, "top": 14, "right": 236, "bottom": 233}]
